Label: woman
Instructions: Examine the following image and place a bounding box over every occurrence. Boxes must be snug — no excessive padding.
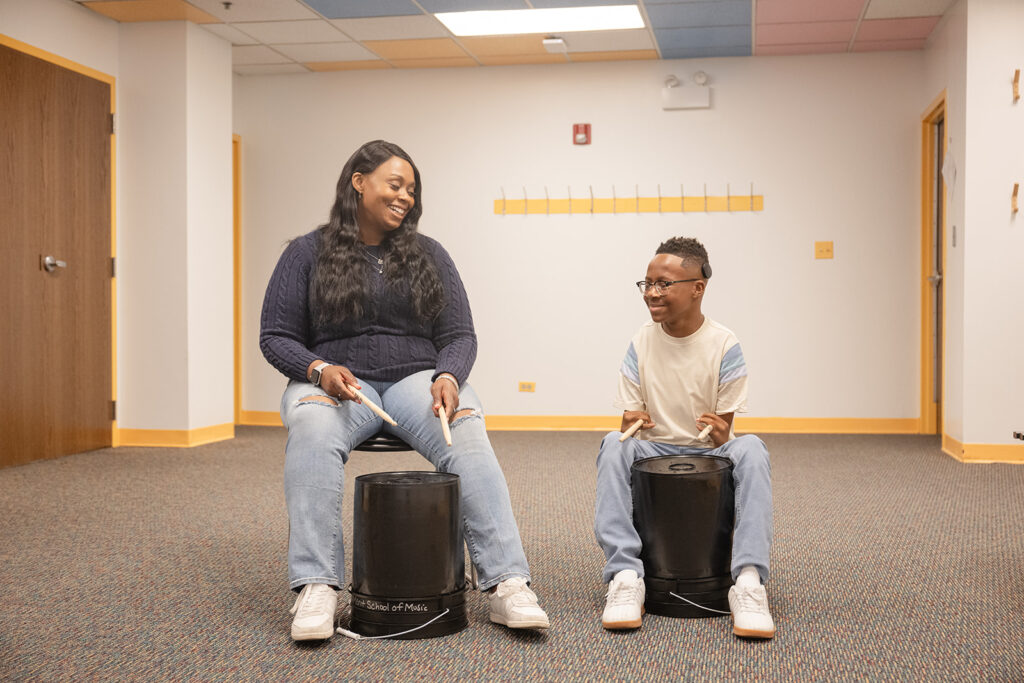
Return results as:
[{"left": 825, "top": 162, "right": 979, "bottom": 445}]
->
[{"left": 260, "top": 140, "right": 548, "bottom": 641}]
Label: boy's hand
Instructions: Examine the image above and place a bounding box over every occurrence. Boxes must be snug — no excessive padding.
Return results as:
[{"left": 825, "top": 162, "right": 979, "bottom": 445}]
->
[
  {"left": 696, "top": 412, "right": 730, "bottom": 448},
  {"left": 621, "top": 411, "right": 655, "bottom": 433}
]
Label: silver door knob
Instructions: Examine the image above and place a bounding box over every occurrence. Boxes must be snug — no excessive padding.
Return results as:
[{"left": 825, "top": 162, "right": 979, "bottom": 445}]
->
[{"left": 42, "top": 255, "right": 67, "bottom": 273}]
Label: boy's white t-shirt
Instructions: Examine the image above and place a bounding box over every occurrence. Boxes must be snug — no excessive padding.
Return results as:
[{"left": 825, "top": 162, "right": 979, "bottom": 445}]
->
[{"left": 614, "top": 317, "right": 749, "bottom": 446}]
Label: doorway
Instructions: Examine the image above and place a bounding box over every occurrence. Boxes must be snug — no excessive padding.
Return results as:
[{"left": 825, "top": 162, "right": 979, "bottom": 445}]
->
[
  {"left": 0, "top": 39, "right": 115, "bottom": 466},
  {"left": 920, "top": 95, "right": 946, "bottom": 435}
]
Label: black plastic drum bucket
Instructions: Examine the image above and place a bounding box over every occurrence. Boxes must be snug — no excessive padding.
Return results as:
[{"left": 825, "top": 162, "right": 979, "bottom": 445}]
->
[
  {"left": 631, "top": 455, "right": 735, "bottom": 618},
  {"left": 349, "top": 471, "right": 467, "bottom": 639}
]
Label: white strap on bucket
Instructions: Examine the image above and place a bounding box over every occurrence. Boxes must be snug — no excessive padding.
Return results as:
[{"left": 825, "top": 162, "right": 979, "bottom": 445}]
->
[
  {"left": 669, "top": 591, "right": 731, "bottom": 615},
  {"left": 336, "top": 608, "right": 451, "bottom": 641}
]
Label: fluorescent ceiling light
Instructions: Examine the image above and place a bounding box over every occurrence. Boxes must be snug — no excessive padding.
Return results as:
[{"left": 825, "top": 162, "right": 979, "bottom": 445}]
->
[{"left": 435, "top": 5, "right": 644, "bottom": 37}]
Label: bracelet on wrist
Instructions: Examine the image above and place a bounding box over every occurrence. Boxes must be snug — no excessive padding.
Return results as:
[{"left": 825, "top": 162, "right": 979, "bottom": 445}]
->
[{"left": 436, "top": 373, "right": 459, "bottom": 388}]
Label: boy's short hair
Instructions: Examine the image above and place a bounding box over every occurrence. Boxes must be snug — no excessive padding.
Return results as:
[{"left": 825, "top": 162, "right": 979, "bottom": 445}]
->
[{"left": 655, "top": 237, "right": 710, "bottom": 274}]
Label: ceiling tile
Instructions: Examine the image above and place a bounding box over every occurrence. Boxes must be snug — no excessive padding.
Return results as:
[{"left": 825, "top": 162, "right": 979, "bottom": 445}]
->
[
  {"left": 232, "top": 44, "right": 292, "bottom": 64},
  {"left": 388, "top": 57, "right": 478, "bottom": 68},
  {"left": 852, "top": 38, "right": 927, "bottom": 52},
  {"left": 330, "top": 15, "right": 450, "bottom": 40},
  {"left": 559, "top": 28, "right": 654, "bottom": 52},
  {"left": 756, "top": 21, "right": 857, "bottom": 45},
  {"left": 306, "top": 60, "right": 394, "bottom": 71},
  {"left": 232, "top": 20, "right": 349, "bottom": 44},
  {"left": 646, "top": 0, "right": 750, "bottom": 29},
  {"left": 419, "top": 0, "right": 527, "bottom": 10},
  {"left": 529, "top": 0, "right": 633, "bottom": 6},
  {"left": 81, "top": 0, "right": 219, "bottom": 23},
  {"left": 755, "top": 42, "right": 849, "bottom": 55},
  {"left": 364, "top": 38, "right": 469, "bottom": 59},
  {"left": 856, "top": 16, "right": 940, "bottom": 41},
  {"left": 201, "top": 23, "right": 260, "bottom": 45},
  {"left": 188, "top": 0, "right": 318, "bottom": 22},
  {"left": 654, "top": 25, "right": 750, "bottom": 50},
  {"left": 234, "top": 63, "right": 311, "bottom": 75},
  {"left": 756, "top": 0, "right": 866, "bottom": 24},
  {"left": 569, "top": 49, "right": 658, "bottom": 62},
  {"left": 864, "top": 0, "right": 956, "bottom": 20},
  {"left": 458, "top": 35, "right": 549, "bottom": 56},
  {"left": 303, "top": 0, "right": 424, "bottom": 19},
  {"left": 272, "top": 42, "right": 378, "bottom": 61}
]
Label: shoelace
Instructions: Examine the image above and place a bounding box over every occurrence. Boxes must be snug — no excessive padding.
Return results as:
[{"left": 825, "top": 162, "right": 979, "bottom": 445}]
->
[
  {"left": 498, "top": 580, "right": 539, "bottom": 606},
  {"left": 731, "top": 586, "right": 768, "bottom": 614},
  {"left": 291, "top": 586, "right": 333, "bottom": 618},
  {"left": 606, "top": 580, "right": 642, "bottom": 606}
]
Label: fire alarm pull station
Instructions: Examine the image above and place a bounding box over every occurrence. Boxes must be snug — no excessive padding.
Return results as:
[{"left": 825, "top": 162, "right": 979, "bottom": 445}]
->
[{"left": 573, "top": 123, "right": 591, "bottom": 145}]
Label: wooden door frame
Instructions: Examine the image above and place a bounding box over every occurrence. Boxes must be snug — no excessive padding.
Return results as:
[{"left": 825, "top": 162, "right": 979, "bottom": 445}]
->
[
  {"left": 0, "top": 34, "right": 118, "bottom": 446},
  {"left": 919, "top": 91, "right": 946, "bottom": 435}
]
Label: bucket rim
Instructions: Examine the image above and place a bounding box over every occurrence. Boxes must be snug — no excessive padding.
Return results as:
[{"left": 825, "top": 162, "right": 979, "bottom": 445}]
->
[
  {"left": 630, "top": 454, "right": 732, "bottom": 476},
  {"left": 354, "top": 470, "right": 460, "bottom": 486}
]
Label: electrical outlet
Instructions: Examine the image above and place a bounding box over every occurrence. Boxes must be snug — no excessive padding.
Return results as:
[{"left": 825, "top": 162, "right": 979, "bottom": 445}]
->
[
  {"left": 518, "top": 381, "right": 536, "bottom": 393},
  {"left": 814, "top": 241, "right": 834, "bottom": 259},
  {"left": 1013, "top": 431, "right": 1024, "bottom": 441}
]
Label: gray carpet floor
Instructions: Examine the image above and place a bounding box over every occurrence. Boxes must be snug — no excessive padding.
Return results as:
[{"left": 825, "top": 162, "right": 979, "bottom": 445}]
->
[{"left": 1, "top": 427, "right": 1021, "bottom": 681}]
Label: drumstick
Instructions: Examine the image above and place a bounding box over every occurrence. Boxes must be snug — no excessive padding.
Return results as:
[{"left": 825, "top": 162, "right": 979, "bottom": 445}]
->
[
  {"left": 439, "top": 410, "right": 452, "bottom": 447},
  {"left": 351, "top": 387, "right": 398, "bottom": 426},
  {"left": 619, "top": 418, "right": 645, "bottom": 442},
  {"left": 697, "top": 422, "right": 714, "bottom": 441}
]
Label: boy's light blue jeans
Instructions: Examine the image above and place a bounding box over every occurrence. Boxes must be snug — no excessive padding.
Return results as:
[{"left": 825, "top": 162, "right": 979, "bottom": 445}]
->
[
  {"left": 280, "top": 369, "right": 530, "bottom": 592},
  {"left": 595, "top": 432, "right": 773, "bottom": 584}
]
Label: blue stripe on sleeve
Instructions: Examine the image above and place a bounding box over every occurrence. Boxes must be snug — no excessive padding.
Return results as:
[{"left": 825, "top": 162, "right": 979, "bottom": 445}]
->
[
  {"left": 620, "top": 342, "right": 640, "bottom": 384},
  {"left": 719, "top": 342, "right": 747, "bottom": 384}
]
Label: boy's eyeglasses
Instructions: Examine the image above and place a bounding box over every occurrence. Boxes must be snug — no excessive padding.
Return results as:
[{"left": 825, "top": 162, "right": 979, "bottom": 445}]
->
[{"left": 635, "top": 279, "right": 701, "bottom": 295}]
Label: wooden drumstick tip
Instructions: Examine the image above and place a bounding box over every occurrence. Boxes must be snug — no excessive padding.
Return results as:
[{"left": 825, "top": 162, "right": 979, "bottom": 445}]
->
[
  {"left": 619, "top": 418, "right": 645, "bottom": 442},
  {"left": 351, "top": 387, "right": 397, "bottom": 426},
  {"left": 439, "top": 410, "right": 452, "bottom": 447},
  {"left": 697, "top": 422, "right": 713, "bottom": 440}
]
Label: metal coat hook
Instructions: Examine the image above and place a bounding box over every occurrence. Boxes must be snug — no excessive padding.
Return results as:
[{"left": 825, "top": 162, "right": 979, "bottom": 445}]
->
[{"left": 589, "top": 185, "right": 594, "bottom": 214}]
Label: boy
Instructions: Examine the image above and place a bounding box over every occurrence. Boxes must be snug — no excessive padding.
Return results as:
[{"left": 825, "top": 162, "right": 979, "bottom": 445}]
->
[{"left": 594, "top": 236, "right": 775, "bottom": 639}]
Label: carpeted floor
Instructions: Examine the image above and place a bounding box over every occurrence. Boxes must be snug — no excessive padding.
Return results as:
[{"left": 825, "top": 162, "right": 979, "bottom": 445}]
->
[{"left": 0, "top": 427, "right": 1021, "bottom": 681}]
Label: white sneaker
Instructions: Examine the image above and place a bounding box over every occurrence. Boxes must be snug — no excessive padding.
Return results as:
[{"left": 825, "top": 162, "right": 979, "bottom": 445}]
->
[
  {"left": 728, "top": 584, "right": 775, "bottom": 639},
  {"left": 602, "top": 569, "right": 645, "bottom": 630},
  {"left": 488, "top": 577, "right": 550, "bottom": 629},
  {"left": 289, "top": 583, "right": 338, "bottom": 641}
]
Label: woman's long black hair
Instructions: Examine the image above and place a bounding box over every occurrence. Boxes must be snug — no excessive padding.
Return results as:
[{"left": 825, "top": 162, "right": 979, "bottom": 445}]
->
[{"left": 310, "top": 140, "right": 444, "bottom": 327}]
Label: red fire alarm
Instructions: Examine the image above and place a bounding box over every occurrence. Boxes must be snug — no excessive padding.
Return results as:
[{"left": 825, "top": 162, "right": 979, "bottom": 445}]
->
[{"left": 573, "top": 123, "right": 591, "bottom": 145}]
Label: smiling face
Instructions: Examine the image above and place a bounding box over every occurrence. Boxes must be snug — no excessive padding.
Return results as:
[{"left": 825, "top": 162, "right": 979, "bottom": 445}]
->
[
  {"left": 351, "top": 156, "right": 416, "bottom": 244},
  {"left": 642, "top": 253, "right": 706, "bottom": 337}
]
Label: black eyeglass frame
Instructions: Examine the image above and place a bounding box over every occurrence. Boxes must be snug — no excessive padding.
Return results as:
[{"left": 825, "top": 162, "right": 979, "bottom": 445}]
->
[{"left": 635, "top": 278, "right": 702, "bottom": 294}]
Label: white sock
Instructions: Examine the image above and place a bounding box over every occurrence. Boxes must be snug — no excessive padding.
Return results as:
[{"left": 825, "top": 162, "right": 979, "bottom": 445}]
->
[{"left": 736, "top": 565, "right": 761, "bottom": 588}]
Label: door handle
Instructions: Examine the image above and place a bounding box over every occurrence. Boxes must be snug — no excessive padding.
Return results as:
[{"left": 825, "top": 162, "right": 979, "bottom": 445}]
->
[{"left": 41, "top": 255, "right": 67, "bottom": 273}]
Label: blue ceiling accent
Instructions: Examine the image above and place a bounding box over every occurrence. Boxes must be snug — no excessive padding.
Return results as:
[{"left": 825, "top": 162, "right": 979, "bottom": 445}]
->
[
  {"left": 303, "top": 0, "right": 425, "bottom": 19},
  {"left": 655, "top": 24, "right": 750, "bottom": 57},
  {"left": 418, "top": 0, "right": 529, "bottom": 11},
  {"left": 645, "top": 0, "right": 750, "bottom": 29},
  {"left": 530, "top": 0, "right": 640, "bottom": 7}
]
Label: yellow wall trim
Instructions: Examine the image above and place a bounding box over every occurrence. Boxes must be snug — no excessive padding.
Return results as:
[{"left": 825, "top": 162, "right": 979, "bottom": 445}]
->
[
  {"left": 118, "top": 423, "right": 235, "bottom": 448},
  {"left": 960, "top": 444, "right": 1024, "bottom": 464},
  {"left": 0, "top": 34, "right": 115, "bottom": 85},
  {"left": 240, "top": 410, "right": 284, "bottom": 427},
  {"left": 485, "top": 415, "right": 620, "bottom": 431},
  {"left": 733, "top": 417, "right": 919, "bottom": 434},
  {"left": 942, "top": 433, "right": 964, "bottom": 460}
]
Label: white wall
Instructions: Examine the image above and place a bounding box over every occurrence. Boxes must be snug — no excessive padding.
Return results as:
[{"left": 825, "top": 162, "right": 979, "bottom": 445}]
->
[
  {"left": 0, "top": 0, "right": 118, "bottom": 76},
  {"left": 185, "top": 23, "right": 234, "bottom": 429},
  {"left": 961, "top": 0, "right": 1024, "bottom": 445},
  {"left": 236, "top": 52, "right": 927, "bottom": 420}
]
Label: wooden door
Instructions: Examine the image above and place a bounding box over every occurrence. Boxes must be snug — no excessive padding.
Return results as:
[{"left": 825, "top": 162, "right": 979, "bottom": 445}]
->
[{"left": 0, "top": 43, "right": 112, "bottom": 467}]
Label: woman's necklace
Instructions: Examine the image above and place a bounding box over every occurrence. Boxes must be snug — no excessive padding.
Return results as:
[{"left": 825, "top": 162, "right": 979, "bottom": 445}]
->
[{"left": 361, "top": 246, "right": 383, "bottom": 274}]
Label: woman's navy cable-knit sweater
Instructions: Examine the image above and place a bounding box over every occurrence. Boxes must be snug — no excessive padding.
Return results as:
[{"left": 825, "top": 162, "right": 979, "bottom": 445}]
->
[{"left": 259, "top": 229, "right": 477, "bottom": 384}]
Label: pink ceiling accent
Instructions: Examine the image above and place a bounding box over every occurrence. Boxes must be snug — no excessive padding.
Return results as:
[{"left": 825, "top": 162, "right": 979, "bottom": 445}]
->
[
  {"left": 852, "top": 38, "right": 928, "bottom": 52},
  {"left": 756, "top": 0, "right": 867, "bottom": 24},
  {"left": 756, "top": 43, "right": 851, "bottom": 56},
  {"left": 757, "top": 21, "right": 858, "bottom": 46},
  {"left": 856, "top": 17, "right": 941, "bottom": 41}
]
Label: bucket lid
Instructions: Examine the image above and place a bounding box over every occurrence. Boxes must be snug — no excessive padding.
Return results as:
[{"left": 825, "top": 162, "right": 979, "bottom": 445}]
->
[
  {"left": 631, "top": 455, "right": 731, "bottom": 476},
  {"left": 355, "top": 471, "right": 459, "bottom": 486}
]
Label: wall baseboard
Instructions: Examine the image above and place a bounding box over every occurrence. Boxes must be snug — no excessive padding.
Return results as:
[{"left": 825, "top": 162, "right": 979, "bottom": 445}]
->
[
  {"left": 239, "top": 410, "right": 283, "bottom": 426},
  {"left": 942, "top": 433, "right": 1024, "bottom": 464},
  {"left": 118, "top": 423, "right": 234, "bottom": 448}
]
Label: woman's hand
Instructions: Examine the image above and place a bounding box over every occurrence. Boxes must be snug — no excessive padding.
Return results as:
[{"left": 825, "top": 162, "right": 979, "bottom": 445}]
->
[
  {"left": 621, "top": 410, "right": 655, "bottom": 433},
  {"left": 308, "top": 361, "right": 362, "bottom": 403},
  {"left": 696, "top": 412, "right": 730, "bottom": 448},
  {"left": 431, "top": 374, "right": 460, "bottom": 420}
]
